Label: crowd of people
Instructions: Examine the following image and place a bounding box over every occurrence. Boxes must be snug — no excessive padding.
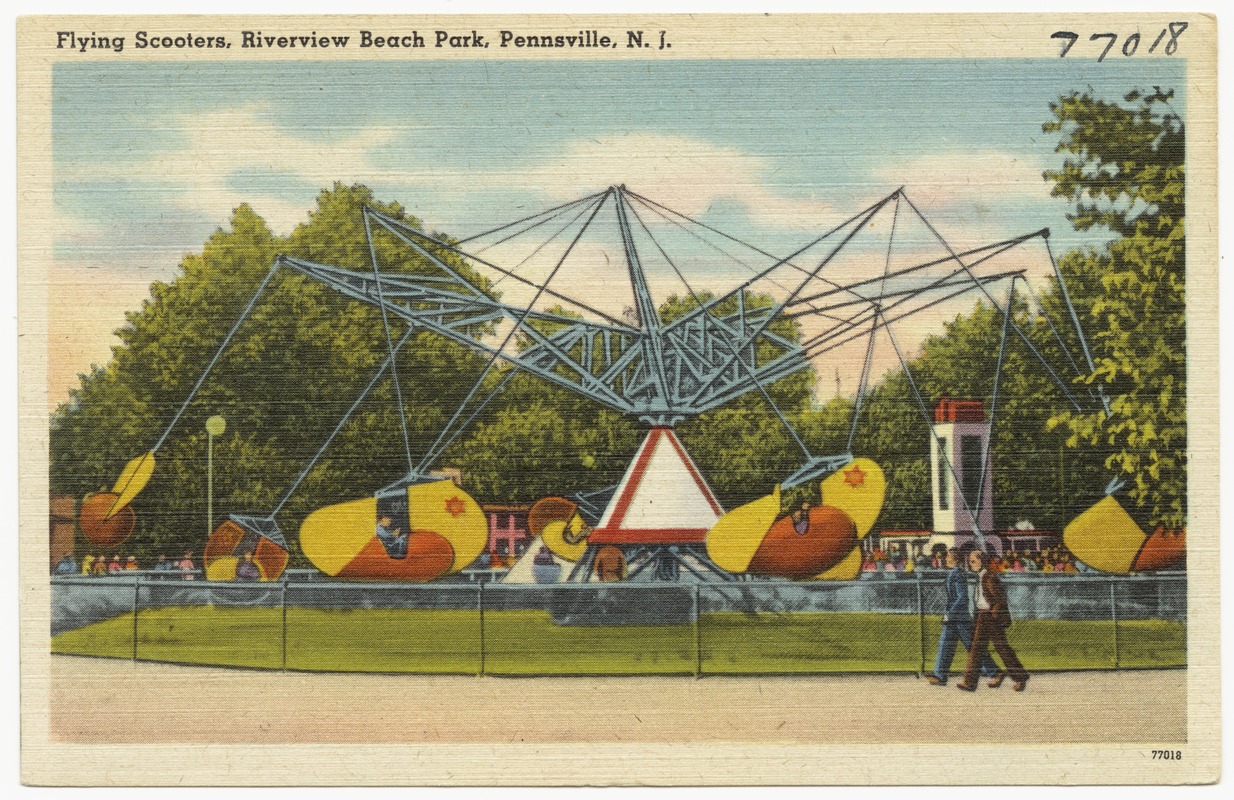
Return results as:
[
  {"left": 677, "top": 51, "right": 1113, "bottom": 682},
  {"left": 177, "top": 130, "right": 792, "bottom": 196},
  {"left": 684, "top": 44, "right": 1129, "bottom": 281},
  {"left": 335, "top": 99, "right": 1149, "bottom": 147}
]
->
[
  {"left": 862, "top": 544, "right": 1088, "bottom": 576},
  {"left": 983, "top": 547, "right": 1082, "bottom": 574},
  {"left": 860, "top": 549, "right": 919, "bottom": 574},
  {"left": 53, "top": 551, "right": 199, "bottom": 579}
]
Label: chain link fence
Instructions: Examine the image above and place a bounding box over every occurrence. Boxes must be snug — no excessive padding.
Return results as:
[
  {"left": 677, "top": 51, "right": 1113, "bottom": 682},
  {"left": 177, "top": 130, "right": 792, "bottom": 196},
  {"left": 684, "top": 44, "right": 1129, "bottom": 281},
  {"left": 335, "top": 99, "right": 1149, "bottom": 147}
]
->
[{"left": 51, "top": 571, "right": 1186, "bottom": 675}]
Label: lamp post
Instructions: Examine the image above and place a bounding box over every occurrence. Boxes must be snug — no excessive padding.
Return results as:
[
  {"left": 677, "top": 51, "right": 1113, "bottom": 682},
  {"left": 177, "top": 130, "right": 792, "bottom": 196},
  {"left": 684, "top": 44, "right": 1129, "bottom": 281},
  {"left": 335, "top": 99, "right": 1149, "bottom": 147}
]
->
[{"left": 206, "top": 415, "right": 226, "bottom": 537}]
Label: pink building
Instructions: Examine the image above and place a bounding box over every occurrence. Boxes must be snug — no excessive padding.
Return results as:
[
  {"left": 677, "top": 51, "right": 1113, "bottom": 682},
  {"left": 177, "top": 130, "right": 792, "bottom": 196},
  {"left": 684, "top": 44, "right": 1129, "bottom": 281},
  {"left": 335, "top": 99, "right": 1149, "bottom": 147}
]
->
[{"left": 483, "top": 504, "right": 531, "bottom": 561}]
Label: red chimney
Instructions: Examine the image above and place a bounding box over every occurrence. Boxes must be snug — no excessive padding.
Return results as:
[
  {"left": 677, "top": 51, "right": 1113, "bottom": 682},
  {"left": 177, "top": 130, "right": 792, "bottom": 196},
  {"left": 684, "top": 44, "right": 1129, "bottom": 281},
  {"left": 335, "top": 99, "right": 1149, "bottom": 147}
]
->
[{"left": 934, "top": 398, "right": 985, "bottom": 423}]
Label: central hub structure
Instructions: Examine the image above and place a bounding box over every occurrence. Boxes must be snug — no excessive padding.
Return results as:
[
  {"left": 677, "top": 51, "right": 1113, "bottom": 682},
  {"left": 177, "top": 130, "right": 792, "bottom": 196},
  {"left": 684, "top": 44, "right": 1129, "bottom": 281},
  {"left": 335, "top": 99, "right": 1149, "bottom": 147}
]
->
[
  {"left": 588, "top": 426, "right": 724, "bottom": 546},
  {"left": 95, "top": 182, "right": 1086, "bottom": 585},
  {"left": 558, "top": 425, "right": 730, "bottom": 583},
  {"left": 280, "top": 186, "right": 812, "bottom": 429},
  {"left": 265, "top": 185, "right": 1051, "bottom": 581},
  {"left": 277, "top": 186, "right": 824, "bottom": 582}
]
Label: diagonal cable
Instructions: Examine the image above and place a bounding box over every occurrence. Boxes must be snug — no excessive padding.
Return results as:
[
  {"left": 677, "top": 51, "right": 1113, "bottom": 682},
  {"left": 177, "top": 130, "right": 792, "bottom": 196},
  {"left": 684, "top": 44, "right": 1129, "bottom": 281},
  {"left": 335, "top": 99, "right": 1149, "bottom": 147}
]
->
[
  {"left": 153, "top": 262, "right": 282, "bottom": 451},
  {"left": 968, "top": 278, "right": 1018, "bottom": 529},
  {"left": 898, "top": 192, "right": 1087, "bottom": 413},
  {"left": 457, "top": 188, "right": 610, "bottom": 244},
  {"left": 270, "top": 328, "right": 414, "bottom": 516},
  {"left": 364, "top": 209, "right": 414, "bottom": 472},
  {"left": 414, "top": 190, "right": 613, "bottom": 477}
]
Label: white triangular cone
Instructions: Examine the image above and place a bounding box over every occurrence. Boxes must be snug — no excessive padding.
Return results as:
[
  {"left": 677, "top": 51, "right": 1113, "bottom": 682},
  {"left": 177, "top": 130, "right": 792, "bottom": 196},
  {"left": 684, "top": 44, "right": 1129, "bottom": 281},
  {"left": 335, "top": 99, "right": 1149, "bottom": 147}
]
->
[{"left": 594, "top": 427, "right": 723, "bottom": 541}]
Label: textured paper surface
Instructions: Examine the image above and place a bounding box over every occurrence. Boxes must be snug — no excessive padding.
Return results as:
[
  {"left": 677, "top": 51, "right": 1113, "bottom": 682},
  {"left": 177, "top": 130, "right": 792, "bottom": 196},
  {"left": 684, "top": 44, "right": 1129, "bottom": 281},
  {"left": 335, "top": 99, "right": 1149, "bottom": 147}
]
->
[{"left": 17, "top": 12, "right": 1219, "bottom": 785}]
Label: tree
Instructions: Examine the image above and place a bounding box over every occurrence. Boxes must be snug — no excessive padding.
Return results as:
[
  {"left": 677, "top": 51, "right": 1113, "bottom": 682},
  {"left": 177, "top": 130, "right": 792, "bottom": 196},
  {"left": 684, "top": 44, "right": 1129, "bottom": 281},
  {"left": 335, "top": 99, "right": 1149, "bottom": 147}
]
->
[
  {"left": 51, "top": 184, "right": 492, "bottom": 565},
  {"left": 1042, "top": 88, "right": 1186, "bottom": 529},
  {"left": 52, "top": 184, "right": 822, "bottom": 563}
]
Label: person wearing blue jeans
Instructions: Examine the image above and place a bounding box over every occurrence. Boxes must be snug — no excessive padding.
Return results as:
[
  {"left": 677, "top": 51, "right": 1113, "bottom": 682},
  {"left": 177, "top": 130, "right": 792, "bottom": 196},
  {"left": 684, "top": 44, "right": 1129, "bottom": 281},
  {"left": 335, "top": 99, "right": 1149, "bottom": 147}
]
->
[{"left": 927, "top": 548, "right": 1002, "bottom": 686}]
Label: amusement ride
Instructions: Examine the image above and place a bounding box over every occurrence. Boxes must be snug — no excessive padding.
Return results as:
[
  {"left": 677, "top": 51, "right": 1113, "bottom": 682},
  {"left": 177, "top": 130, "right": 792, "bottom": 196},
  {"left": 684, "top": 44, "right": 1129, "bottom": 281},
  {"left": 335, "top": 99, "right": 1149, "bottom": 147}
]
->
[{"left": 77, "top": 185, "right": 1185, "bottom": 583}]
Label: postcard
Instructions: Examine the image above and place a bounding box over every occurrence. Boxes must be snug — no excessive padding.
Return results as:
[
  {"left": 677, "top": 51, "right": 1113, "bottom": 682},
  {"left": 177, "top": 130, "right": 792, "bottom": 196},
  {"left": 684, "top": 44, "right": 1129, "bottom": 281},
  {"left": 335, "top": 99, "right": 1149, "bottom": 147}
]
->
[{"left": 17, "top": 12, "right": 1218, "bottom": 785}]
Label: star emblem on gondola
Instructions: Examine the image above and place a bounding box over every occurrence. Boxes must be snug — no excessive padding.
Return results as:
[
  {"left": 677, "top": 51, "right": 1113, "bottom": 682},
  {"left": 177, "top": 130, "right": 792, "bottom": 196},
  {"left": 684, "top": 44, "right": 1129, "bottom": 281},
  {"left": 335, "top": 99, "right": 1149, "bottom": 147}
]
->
[
  {"left": 842, "top": 464, "right": 866, "bottom": 487},
  {"left": 444, "top": 496, "right": 467, "bottom": 517}
]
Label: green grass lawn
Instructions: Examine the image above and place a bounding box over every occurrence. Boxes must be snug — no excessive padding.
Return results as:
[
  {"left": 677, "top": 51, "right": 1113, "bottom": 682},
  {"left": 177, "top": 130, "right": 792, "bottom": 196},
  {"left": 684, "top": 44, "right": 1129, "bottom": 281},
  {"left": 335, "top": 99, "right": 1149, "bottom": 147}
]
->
[
  {"left": 51, "top": 607, "right": 1185, "bottom": 675},
  {"left": 702, "top": 612, "right": 921, "bottom": 673},
  {"left": 702, "top": 613, "right": 1186, "bottom": 675},
  {"left": 288, "top": 607, "right": 481, "bottom": 673},
  {"left": 484, "top": 610, "right": 695, "bottom": 674}
]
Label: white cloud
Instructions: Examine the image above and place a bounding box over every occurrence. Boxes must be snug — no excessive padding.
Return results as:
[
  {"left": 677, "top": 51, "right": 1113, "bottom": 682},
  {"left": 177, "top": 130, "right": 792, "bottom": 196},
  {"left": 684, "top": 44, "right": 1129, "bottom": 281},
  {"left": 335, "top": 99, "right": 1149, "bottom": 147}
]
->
[
  {"left": 65, "top": 103, "right": 402, "bottom": 234},
  {"left": 511, "top": 133, "right": 836, "bottom": 231},
  {"left": 67, "top": 117, "right": 838, "bottom": 239},
  {"left": 48, "top": 104, "right": 405, "bottom": 406},
  {"left": 878, "top": 149, "right": 1053, "bottom": 211}
]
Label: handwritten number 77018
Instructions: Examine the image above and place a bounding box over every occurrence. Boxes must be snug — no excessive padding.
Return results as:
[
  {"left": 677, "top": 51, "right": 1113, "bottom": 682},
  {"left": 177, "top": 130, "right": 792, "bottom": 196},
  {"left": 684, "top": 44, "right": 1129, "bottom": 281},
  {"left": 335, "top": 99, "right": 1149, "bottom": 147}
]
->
[{"left": 1052, "top": 23, "right": 1187, "bottom": 61}]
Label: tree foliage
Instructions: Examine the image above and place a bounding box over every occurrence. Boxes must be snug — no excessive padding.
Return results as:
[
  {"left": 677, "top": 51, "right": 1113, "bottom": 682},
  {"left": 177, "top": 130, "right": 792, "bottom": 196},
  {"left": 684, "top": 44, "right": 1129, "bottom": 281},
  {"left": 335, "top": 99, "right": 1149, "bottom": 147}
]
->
[
  {"left": 56, "top": 85, "right": 1187, "bottom": 572},
  {"left": 829, "top": 87, "right": 1188, "bottom": 533},
  {"left": 51, "top": 185, "right": 819, "bottom": 561},
  {"left": 52, "top": 184, "right": 493, "bottom": 564},
  {"left": 1042, "top": 88, "right": 1186, "bottom": 528}
]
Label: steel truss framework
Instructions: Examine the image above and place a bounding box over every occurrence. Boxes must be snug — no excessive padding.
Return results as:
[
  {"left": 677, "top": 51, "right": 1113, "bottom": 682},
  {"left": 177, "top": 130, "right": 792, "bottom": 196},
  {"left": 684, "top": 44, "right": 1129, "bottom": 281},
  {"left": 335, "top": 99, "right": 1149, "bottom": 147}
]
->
[{"left": 148, "top": 185, "right": 1101, "bottom": 571}]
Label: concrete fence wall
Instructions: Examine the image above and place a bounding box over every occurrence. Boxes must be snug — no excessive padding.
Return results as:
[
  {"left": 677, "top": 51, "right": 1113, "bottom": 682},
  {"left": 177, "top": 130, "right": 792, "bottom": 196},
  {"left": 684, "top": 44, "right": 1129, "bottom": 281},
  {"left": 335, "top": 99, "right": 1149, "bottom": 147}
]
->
[{"left": 52, "top": 571, "right": 1187, "bottom": 635}]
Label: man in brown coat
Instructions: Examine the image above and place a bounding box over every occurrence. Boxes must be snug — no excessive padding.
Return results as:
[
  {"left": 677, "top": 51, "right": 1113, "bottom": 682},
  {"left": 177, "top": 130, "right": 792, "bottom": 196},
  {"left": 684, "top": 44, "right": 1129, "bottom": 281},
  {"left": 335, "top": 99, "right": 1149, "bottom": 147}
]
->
[{"left": 957, "top": 549, "right": 1030, "bottom": 692}]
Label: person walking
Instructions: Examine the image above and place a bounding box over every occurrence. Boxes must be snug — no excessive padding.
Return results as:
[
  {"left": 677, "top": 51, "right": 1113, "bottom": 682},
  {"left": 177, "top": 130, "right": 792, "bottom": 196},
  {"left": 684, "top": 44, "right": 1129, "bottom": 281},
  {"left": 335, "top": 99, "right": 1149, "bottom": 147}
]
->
[
  {"left": 958, "top": 550, "right": 1030, "bottom": 692},
  {"left": 927, "top": 548, "right": 1000, "bottom": 686}
]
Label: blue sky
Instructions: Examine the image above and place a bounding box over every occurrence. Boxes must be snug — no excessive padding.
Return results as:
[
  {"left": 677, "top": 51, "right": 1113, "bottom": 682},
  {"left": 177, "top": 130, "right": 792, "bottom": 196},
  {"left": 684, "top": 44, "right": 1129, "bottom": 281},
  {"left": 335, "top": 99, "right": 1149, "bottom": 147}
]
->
[{"left": 49, "top": 56, "right": 1188, "bottom": 405}]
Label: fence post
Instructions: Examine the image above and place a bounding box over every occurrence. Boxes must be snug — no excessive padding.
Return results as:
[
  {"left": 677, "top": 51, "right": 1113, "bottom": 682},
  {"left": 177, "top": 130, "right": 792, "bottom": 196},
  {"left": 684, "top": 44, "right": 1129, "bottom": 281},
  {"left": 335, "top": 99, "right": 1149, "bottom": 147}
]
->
[
  {"left": 693, "top": 583, "right": 702, "bottom": 678},
  {"left": 281, "top": 578, "right": 289, "bottom": 671},
  {"left": 916, "top": 573, "right": 926, "bottom": 676},
  {"left": 1109, "top": 578, "right": 1120, "bottom": 669},
  {"left": 132, "top": 575, "right": 140, "bottom": 662},
  {"left": 478, "top": 581, "right": 486, "bottom": 677}
]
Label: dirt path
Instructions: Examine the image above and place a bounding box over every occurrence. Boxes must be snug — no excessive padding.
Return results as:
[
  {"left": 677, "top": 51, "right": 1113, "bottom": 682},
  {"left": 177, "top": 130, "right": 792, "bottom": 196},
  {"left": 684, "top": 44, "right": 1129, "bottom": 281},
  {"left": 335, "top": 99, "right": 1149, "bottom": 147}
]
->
[{"left": 48, "top": 655, "right": 1186, "bottom": 745}]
